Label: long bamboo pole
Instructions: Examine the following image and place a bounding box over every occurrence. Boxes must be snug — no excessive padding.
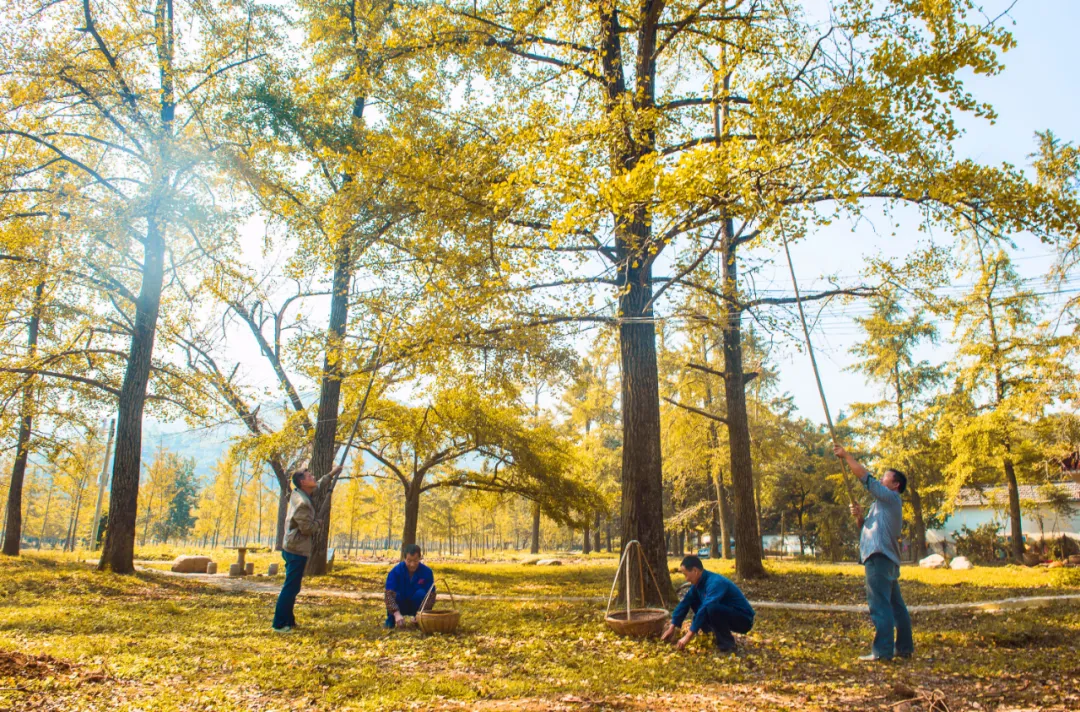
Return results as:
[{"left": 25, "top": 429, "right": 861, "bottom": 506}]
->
[{"left": 780, "top": 233, "right": 857, "bottom": 503}]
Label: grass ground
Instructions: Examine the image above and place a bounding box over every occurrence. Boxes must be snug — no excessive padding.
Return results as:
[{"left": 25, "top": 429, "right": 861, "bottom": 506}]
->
[{"left": 2, "top": 553, "right": 1079, "bottom": 711}]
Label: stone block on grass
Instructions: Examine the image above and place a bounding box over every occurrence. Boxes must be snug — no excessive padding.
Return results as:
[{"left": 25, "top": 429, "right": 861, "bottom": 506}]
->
[
  {"left": 919, "top": 553, "right": 946, "bottom": 569},
  {"left": 170, "top": 555, "right": 212, "bottom": 574},
  {"left": 949, "top": 556, "right": 973, "bottom": 570}
]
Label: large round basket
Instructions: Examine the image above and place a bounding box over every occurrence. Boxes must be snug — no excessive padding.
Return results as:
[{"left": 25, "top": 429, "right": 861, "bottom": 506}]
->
[
  {"left": 605, "top": 608, "right": 668, "bottom": 638},
  {"left": 417, "top": 610, "right": 461, "bottom": 634}
]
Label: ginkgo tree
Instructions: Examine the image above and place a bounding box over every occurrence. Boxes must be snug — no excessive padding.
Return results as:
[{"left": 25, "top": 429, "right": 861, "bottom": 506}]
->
[
  {"left": 941, "top": 227, "right": 1073, "bottom": 562},
  {"left": 358, "top": 380, "right": 599, "bottom": 555},
  {"left": 0, "top": 0, "right": 273, "bottom": 571},
  {"left": 381, "top": 0, "right": 1080, "bottom": 585},
  {"left": 849, "top": 288, "right": 944, "bottom": 560}
]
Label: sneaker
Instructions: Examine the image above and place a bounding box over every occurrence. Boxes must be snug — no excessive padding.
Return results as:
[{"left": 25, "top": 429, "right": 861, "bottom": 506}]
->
[
  {"left": 272, "top": 626, "right": 292, "bottom": 634},
  {"left": 858, "top": 654, "right": 890, "bottom": 662}
]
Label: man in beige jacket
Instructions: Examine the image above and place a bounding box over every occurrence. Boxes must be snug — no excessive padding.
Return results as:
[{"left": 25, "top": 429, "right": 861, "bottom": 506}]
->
[{"left": 272, "top": 463, "right": 342, "bottom": 632}]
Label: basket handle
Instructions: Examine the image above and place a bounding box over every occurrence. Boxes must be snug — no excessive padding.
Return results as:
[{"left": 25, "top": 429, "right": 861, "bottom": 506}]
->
[
  {"left": 419, "top": 576, "right": 456, "bottom": 613},
  {"left": 605, "top": 540, "right": 668, "bottom": 617},
  {"left": 605, "top": 543, "right": 634, "bottom": 618}
]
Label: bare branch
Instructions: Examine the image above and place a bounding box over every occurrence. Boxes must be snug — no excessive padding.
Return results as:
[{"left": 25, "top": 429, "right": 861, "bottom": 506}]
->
[{"left": 662, "top": 396, "right": 729, "bottom": 424}]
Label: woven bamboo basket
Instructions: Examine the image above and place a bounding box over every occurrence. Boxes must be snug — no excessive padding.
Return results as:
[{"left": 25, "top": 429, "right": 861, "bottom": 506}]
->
[
  {"left": 417, "top": 609, "right": 461, "bottom": 634},
  {"left": 604, "top": 540, "right": 669, "bottom": 638},
  {"left": 415, "top": 579, "right": 461, "bottom": 634},
  {"left": 604, "top": 608, "right": 668, "bottom": 638}
]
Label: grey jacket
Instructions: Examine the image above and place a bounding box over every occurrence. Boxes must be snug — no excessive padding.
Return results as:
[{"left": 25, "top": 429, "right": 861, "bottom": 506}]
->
[{"left": 283, "top": 485, "right": 320, "bottom": 557}]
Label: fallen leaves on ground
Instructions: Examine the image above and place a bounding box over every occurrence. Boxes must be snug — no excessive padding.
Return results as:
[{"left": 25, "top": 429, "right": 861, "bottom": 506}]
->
[{"left": 2, "top": 554, "right": 1079, "bottom": 711}]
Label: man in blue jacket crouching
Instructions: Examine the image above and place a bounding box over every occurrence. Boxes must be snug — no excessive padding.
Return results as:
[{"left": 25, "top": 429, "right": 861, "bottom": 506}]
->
[
  {"left": 661, "top": 555, "right": 755, "bottom": 653},
  {"left": 384, "top": 544, "right": 436, "bottom": 628}
]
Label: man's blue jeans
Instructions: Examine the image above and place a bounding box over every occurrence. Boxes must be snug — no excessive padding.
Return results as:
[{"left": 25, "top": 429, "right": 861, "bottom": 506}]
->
[
  {"left": 693, "top": 601, "right": 753, "bottom": 651},
  {"left": 273, "top": 551, "right": 307, "bottom": 630},
  {"left": 864, "top": 554, "right": 913, "bottom": 659}
]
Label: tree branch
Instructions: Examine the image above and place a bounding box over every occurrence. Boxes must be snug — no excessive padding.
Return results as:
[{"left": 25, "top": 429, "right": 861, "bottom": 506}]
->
[
  {"left": 685, "top": 362, "right": 758, "bottom": 382},
  {"left": 662, "top": 396, "right": 728, "bottom": 424}
]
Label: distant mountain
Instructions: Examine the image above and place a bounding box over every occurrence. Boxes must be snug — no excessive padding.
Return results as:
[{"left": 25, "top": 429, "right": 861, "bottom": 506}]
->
[{"left": 141, "top": 421, "right": 248, "bottom": 483}]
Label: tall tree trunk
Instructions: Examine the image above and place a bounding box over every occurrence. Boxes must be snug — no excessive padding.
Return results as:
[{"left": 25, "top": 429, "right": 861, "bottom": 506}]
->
[
  {"left": 593, "top": 512, "right": 601, "bottom": 553},
  {"left": 70, "top": 484, "right": 86, "bottom": 551},
  {"left": 98, "top": 219, "right": 167, "bottom": 574},
  {"left": 717, "top": 470, "right": 732, "bottom": 559},
  {"left": 1004, "top": 454, "right": 1024, "bottom": 561},
  {"left": 709, "top": 495, "right": 721, "bottom": 560},
  {"left": 530, "top": 500, "right": 541, "bottom": 554},
  {"left": 2, "top": 283, "right": 42, "bottom": 556},
  {"left": 583, "top": 519, "right": 591, "bottom": 554},
  {"left": 700, "top": 338, "right": 729, "bottom": 561},
  {"left": 306, "top": 239, "right": 352, "bottom": 576},
  {"left": 275, "top": 485, "right": 289, "bottom": 552},
  {"left": 616, "top": 254, "right": 674, "bottom": 601},
  {"left": 98, "top": 0, "right": 175, "bottom": 574},
  {"left": 269, "top": 459, "right": 289, "bottom": 551},
  {"left": 400, "top": 485, "right": 420, "bottom": 557},
  {"left": 720, "top": 223, "right": 765, "bottom": 579},
  {"left": 754, "top": 467, "right": 764, "bottom": 552},
  {"left": 37, "top": 481, "right": 54, "bottom": 549},
  {"left": 597, "top": 0, "right": 672, "bottom": 602}
]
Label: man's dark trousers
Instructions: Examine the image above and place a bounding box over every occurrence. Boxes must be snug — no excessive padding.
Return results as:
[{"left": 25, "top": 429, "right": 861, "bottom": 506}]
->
[
  {"left": 273, "top": 551, "right": 307, "bottom": 629},
  {"left": 695, "top": 601, "right": 753, "bottom": 651},
  {"left": 864, "top": 553, "right": 913, "bottom": 659},
  {"left": 384, "top": 589, "right": 431, "bottom": 628}
]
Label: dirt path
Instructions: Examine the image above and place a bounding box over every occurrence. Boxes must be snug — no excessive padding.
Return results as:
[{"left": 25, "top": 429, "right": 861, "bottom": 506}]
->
[{"left": 140, "top": 566, "right": 1080, "bottom": 613}]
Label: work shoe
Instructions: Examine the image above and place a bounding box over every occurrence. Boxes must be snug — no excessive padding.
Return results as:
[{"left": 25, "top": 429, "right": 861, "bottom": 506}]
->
[{"left": 271, "top": 626, "right": 292, "bottom": 634}]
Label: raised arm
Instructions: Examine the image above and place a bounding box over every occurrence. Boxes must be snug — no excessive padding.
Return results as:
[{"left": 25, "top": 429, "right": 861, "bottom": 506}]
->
[
  {"left": 316, "top": 464, "right": 344, "bottom": 488},
  {"left": 832, "top": 445, "right": 869, "bottom": 482}
]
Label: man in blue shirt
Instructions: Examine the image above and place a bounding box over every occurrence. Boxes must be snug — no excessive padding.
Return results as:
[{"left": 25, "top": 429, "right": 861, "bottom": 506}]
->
[
  {"left": 661, "top": 555, "right": 754, "bottom": 653},
  {"left": 384, "top": 544, "right": 436, "bottom": 628},
  {"left": 834, "top": 445, "right": 914, "bottom": 662}
]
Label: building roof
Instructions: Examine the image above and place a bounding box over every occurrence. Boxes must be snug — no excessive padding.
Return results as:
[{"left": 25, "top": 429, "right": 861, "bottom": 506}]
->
[{"left": 956, "top": 482, "right": 1080, "bottom": 508}]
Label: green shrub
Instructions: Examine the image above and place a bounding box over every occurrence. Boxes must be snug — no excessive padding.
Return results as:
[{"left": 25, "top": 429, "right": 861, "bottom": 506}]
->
[{"left": 953, "top": 523, "right": 1009, "bottom": 564}]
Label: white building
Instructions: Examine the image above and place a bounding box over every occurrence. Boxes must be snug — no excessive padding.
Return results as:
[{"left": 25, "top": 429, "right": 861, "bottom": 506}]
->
[{"left": 927, "top": 480, "right": 1080, "bottom": 555}]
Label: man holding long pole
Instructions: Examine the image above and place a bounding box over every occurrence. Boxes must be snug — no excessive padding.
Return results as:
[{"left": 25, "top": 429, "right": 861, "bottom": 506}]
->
[
  {"left": 272, "top": 462, "right": 342, "bottom": 633},
  {"left": 833, "top": 445, "right": 913, "bottom": 662}
]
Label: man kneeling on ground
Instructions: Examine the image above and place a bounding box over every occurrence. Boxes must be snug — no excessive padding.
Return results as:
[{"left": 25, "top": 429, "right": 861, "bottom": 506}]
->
[
  {"left": 384, "top": 544, "right": 435, "bottom": 628},
  {"left": 661, "top": 555, "right": 755, "bottom": 653}
]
